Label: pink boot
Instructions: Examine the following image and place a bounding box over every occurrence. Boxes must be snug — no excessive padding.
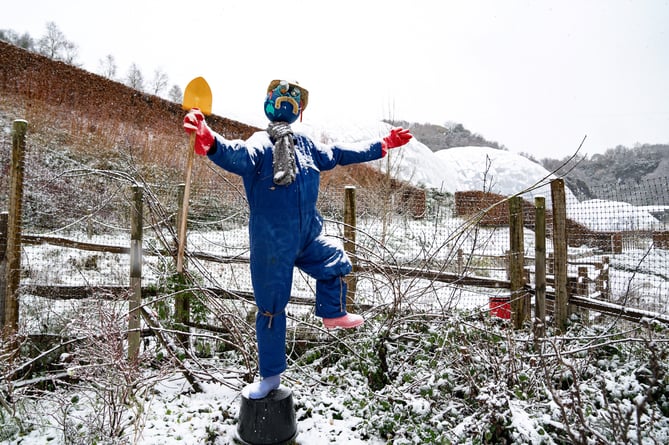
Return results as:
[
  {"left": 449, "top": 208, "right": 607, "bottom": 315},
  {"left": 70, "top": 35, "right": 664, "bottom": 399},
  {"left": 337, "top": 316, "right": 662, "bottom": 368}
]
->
[{"left": 323, "top": 313, "right": 364, "bottom": 329}]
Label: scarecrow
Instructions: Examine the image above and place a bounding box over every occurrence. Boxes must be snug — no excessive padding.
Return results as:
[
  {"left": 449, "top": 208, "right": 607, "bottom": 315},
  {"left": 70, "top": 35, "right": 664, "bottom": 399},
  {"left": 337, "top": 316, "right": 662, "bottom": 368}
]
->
[{"left": 183, "top": 80, "right": 412, "bottom": 399}]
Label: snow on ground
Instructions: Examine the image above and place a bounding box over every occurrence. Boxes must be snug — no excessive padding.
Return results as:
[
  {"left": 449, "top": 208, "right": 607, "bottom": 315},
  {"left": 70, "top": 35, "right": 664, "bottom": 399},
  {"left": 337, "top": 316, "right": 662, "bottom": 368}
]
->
[
  {"left": 568, "top": 198, "right": 663, "bottom": 231},
  {"left": 5, "top": 118, "right": 669, "bottom": 445},
  {"left": 7, "top": 374, "right": 385, "bottom": 445}
]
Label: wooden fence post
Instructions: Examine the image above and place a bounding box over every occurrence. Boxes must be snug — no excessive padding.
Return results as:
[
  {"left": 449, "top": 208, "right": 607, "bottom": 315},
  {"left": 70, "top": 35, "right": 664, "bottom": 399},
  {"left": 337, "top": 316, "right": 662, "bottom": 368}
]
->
[
  {"left": 534, "top": 197, "right": 546, "bottom": 340},
  {"left": 343, "top": 186, "right": 357, "bottom": 307},
  {"left": 3, "top": 120, "right": 28, "bottom": 333},
  {"left": 86, "top": 208, "right": 94, "bottom": 239},
  {"left": 576, "top": 266, "right": 590, "bottom": 323},
  {"left": 577, "top": 267, "right": 588, "bottom": 296},
  {"left": 595, "top": 256, "right": 610, "bottom": 301},
  {"left": 0, "top": 212, "right": 8, "bottom": 329},
  {"left": 128, "top": 185, "right": 143, "bottom": 360},
  {"left": 509, "top": 196, "right": 528, "bottom": 328},
  {"left": 551, "top": 179, "right": 569, "bottom": 333}
]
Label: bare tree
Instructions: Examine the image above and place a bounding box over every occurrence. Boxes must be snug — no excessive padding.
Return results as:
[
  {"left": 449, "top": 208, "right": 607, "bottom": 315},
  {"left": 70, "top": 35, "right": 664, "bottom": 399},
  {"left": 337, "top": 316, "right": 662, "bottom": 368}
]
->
[
  {"left": 60, "top": 41, "right": 79, "bottom": 65},
  {"left": 0, "top": 29, "right": 12, "bottom": 42},
  {"left": 37, "top": 21, "right": 79, "bottom": 64},
  {"left": 0, "top": 29, "right": 35, "bottom": 50},
  {"left": 37, "top": 22, "right": 63, "bottom": 58},
  {"left": 167, "top": 84, "right": 183, "bottom": 103},
  {"left": 97, "top": 54, "right": 117, "bottom": 80},
  {"left": 125, "top": 63, "right": 145, "bottom": 92},
  {"left": 149, "top": 68, "right": 169, "bottom": 96},
  {"left": 15, "top": 32, "right": 35, "bottom": 50}
]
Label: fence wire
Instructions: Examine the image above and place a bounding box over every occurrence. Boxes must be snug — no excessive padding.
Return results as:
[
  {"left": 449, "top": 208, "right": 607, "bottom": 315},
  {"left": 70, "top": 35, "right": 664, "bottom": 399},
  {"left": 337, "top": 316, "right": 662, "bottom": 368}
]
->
[
  {"left": 4, "top": 135, "right": 669, "bottom": 325},
  {"left": 563, "top": 177, "right": 669, "bottom": 316}
]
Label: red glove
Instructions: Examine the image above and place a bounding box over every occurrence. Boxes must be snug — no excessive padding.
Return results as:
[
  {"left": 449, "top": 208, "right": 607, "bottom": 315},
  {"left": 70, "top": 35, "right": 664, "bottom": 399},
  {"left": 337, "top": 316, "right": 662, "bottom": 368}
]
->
[
  {"left": 183, "top": 108, "right": 215, "bottom": 155},
  {"left": 381, "top": 127, "right": 412, "bottom": 156}
]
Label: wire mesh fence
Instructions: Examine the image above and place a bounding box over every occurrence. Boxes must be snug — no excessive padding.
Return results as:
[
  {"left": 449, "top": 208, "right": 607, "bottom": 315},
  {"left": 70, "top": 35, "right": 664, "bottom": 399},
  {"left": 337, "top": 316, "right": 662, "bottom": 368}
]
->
[
  {"left": 4, "top": 130, "right": 669, "bottom": 329},
  {"left": 563, "top": 176, "right": 669, "bottom": 316}
]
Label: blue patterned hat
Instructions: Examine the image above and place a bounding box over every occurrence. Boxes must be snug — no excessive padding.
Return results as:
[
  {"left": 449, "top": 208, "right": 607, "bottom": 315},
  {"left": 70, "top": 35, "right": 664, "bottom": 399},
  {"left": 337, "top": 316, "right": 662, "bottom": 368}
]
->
[{"left": 264, "top": 80, "right": 309, "bottom": 123}]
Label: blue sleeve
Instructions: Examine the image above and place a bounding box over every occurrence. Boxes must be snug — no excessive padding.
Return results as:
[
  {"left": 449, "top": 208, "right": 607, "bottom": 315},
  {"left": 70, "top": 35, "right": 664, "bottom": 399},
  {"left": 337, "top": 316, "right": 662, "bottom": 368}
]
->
[
  {"left": 207, "top": 134, "right": 262, "bottom": 177},
  {"left": 310, "top": 138, "right": 385, "bottom": 171}
]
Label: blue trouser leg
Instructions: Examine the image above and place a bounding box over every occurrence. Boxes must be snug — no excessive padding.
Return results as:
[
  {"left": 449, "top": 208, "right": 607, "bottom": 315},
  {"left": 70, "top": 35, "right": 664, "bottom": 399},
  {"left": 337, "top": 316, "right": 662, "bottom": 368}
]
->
[
  {"left": 249, "top": 215, "right": 352, "bottom": 376},
  {"left": 255, "top": 308, "right": 287, "bottom": 377},
  {"left": 251, "top": 259, "right": 293, "bottom": 377},
  {"left": 296, "top": 233, "right": 352, "bottom": 318},
  {"left": 249, "top": 218, "right": 296, "bottom": 378}
]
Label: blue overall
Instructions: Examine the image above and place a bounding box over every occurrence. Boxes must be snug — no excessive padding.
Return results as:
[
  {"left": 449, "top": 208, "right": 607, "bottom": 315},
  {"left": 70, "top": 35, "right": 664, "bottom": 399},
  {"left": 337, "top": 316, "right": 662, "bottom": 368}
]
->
[{"left": 207, "top": 130, "right": 383, "bottom": 377}]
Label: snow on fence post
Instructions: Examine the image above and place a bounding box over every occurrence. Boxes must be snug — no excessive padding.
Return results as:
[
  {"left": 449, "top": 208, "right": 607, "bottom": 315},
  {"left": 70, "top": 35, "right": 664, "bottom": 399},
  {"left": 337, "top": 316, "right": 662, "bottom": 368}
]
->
[
  {"left": 551, "top": 179, "right": 569, "bottom": 333},
  {"left": 343, "top": 186, "right": 357, "bottom": 307},
  {"left": 0, "top": 212, "right": 7, "bottom": 329},
  {"left": 128, "top": 185, "right": 143, "bottom": 360},
  {"left": 509, "top": 196, "right": 529, "bottom": 329},
  {"left": 3, "top": 120, "right": 27, "bottom": 333},
  {"left": 576, "top": 267, "right": 589, "bottom": 296},
  {"left": 595, "top": 256, "right": 610, "bottom": 301},
  {"left": 534, "top": 197, "right": 547, "bottom": 341},
  {"left": 576, "top": 266, "right": 590, "bottom": 323}
]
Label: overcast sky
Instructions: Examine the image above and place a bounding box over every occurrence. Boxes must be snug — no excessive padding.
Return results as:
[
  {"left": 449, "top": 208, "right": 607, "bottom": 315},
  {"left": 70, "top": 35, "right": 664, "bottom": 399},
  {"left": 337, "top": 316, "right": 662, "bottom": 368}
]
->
[{"left": 3, "top": 0, "right": 669, "bottom": 158}]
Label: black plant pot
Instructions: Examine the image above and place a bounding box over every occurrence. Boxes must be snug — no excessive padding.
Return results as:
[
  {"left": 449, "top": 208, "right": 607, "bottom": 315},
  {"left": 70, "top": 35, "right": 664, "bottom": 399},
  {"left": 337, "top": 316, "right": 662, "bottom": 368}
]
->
[{"left": 237, "top": 385, "right": 297, "bottom": 445}]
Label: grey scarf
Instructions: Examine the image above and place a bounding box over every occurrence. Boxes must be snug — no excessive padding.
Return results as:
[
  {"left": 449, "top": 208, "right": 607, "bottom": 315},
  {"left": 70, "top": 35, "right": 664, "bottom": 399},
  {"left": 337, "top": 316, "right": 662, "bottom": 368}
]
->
[{"left": 267, "top": 122, "right": 296, "bottom": 186}]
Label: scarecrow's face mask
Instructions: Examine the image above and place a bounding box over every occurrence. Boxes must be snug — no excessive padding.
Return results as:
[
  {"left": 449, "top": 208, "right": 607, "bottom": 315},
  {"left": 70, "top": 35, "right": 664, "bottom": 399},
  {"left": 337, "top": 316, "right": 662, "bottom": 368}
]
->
[{"left": 264, "top": 80, "right": 304, "bottom": 124}]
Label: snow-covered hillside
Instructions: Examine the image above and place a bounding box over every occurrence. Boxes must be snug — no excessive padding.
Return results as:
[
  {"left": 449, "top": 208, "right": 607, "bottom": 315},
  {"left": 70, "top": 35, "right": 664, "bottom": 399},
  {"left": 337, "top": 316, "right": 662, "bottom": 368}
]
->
[
  {"left": 434, "top": 146, "right": 573, "bottom": 201},
  {"left": 296, "top": 120, "right": 571, "bottom": 201},
  {"left": 569, "top": 199, "right": 664, "bottom": 231},
  {"left": 295, "top": 119, "right": 664, "bottom": 231}
]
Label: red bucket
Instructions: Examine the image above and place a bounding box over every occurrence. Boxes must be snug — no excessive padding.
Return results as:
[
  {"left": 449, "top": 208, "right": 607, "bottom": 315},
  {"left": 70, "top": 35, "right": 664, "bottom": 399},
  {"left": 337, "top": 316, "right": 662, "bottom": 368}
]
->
[{"left": 489, "top": 297, "right": 511, "bottom": 319}]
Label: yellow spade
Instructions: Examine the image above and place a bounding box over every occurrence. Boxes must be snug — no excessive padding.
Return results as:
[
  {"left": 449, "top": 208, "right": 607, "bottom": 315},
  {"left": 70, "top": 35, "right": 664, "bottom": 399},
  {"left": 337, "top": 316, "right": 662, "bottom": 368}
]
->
[
  {"left": 182, "top": 76, "right": 213, "bottom": 115},
  {"left": 177, "top": 77, "right": 213, "bottom": 273}
]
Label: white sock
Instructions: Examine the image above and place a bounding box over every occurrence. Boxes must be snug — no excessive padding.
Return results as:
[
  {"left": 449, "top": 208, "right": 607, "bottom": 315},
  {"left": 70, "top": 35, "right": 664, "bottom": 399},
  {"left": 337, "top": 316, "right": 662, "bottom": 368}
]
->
[{"left": 246, "top": 374, "right": 281, "bottom": 399}]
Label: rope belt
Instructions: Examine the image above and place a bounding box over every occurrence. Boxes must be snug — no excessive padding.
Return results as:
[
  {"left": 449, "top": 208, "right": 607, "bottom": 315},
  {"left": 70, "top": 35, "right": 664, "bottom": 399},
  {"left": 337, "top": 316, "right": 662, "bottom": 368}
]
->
[{"left": 260, "top": 309, "right": 284, "bottom": 329}]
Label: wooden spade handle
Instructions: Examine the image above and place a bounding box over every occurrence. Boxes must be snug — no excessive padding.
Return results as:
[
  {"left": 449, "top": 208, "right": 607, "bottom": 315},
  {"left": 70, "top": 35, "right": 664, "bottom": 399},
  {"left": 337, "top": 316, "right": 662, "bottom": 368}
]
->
[{"left": 176, "top": 131, "right": 196, "bottom": 273}]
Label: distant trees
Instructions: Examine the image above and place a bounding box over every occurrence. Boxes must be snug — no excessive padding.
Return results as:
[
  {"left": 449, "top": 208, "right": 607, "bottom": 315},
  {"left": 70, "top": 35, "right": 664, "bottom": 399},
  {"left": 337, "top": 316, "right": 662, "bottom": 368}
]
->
[
  {"left": 390, "top": 120, "right": 506, "bottom": 152},
  {"left": 3, "top": 22, "right": 79, "bottom": 65},
  {"left": 2, "top": 22, "right": 79, "bottom": 65},
  {"left": 36, "top": 21, "right": 79, "bottom": 65},
  {"left": 0, "top": 29, "right": 34, "bottom": 49},
  {"left": 124, "top": 64, "right": 183, "bottom": 102},
  {"left": 125, "top": 63, "right": 145, "bottom": 91},
  {"left": 541, "top": 143, "right": 669, "bottom": 201},
  {"left": 168, "top": 85, "right": 183, "bottom": 103},
  {"left": 150, "top": 68, "right": 169, "bottom": 96},
  {"left": 2, "top": 22, "right": 183, "bottom": 102},
  {"left": 519, "top": 152, "right": 539, "bottom": 164},
  {"left": 97, "top": 54, "right": 118, "bottom": 80}
]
